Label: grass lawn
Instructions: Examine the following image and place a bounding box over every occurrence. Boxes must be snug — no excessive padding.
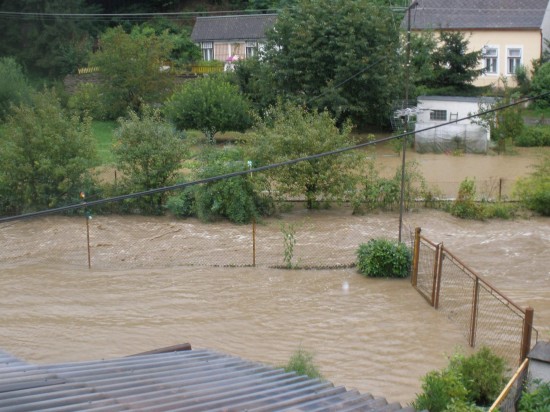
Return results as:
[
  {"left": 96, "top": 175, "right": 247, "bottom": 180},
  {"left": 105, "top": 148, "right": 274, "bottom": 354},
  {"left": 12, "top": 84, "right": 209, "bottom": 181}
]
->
[{"left": 91, "top": 120, "right": 117, "bottom": 165}]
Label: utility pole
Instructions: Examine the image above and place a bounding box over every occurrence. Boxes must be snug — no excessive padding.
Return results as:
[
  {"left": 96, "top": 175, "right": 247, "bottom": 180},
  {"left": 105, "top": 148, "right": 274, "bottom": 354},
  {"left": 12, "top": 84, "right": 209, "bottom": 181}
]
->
[{"left": 398, "top": 0, "right": 418, "bottom": 243}]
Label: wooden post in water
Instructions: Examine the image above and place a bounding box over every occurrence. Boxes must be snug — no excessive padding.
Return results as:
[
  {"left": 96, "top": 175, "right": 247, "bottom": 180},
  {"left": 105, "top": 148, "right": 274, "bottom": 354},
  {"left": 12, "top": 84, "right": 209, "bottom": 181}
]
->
[
  {"left": 469, "top": 277, "right": 480, "bottom": 347},
  {"left": 411, "top": 227, "right": 421, "bottom": 287},
  {"left": 434, "top": 245, "right": 443, "bottom": 309},
  {"left": 520, "top": 307, "right": 534, "bottom": 362},
  {"left": 86, "top": 212, "right": 91, "bottom": 269},
  {"left": 431, "top": 244, "right": 441, "bottom": 307},
  {"left": 252, "top": 218, "right": 256, "bottom": 267}
]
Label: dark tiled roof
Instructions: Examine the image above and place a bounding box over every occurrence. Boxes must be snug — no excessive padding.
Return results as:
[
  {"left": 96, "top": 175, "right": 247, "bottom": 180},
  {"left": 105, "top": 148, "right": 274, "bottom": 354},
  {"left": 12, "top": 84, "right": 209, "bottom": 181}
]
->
[
  {"left": 191, "top": 14, "right": 277, "bottom": 42},
  {"left": 0, "top": 348, "right": 416, "bottom": 411},
  {"left": 407, "top": 0, "right": 549, "bottom": 30}
]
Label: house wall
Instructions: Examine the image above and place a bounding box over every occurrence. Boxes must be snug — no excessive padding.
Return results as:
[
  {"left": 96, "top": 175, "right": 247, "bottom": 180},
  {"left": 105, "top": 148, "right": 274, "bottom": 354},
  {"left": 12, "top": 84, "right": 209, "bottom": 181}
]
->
[
  {"left": 416, "top": 98, "right": 485, "bottom": 127},
  {"left": 427, "top": 30, "right": 542, "bottom": 88}
]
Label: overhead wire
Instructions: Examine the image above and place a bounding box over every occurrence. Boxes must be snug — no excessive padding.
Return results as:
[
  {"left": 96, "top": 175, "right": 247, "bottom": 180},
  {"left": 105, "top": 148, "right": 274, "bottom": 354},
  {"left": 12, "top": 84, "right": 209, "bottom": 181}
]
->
[{"left": 1, "top": 91, "right": 548, "bottom": 225}]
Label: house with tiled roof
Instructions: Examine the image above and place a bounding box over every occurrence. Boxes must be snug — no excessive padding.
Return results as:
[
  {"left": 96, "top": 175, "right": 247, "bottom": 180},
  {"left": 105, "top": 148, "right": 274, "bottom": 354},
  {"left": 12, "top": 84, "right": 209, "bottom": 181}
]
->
[
  {"left": 406, "top": 0, "right": 550, "bottom": 87},
  {"left": 191, "top": 14, "right": 277, "bottom": 64}
]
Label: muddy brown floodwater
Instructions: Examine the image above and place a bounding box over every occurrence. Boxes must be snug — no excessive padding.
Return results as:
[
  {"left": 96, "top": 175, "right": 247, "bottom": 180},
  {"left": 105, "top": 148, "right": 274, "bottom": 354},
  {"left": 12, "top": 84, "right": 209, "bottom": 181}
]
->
[{"left": 1, "top": 206, "right": 549, "bottom": 406}]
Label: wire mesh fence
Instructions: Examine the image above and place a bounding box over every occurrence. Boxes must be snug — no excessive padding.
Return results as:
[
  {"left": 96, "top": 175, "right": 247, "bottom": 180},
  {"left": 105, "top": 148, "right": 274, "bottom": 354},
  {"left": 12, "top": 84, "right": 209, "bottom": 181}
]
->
[
  {"left": 0, "top": 206, "right": 409, "bottom": 271},
  {"left": 412, "top": 229, "right": 536, "bottom": 367},
  {"left": 489, "top": 359, "right": 530, "bottom": 412}
]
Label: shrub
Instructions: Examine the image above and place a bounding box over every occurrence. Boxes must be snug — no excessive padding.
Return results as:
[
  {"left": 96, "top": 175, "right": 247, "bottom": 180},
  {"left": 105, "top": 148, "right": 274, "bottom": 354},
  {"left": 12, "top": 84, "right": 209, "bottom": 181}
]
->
[
  {"left": 193, "top": 146, "right": 274, "bottom": 224},
  {"left": 0, "top": 57, "right": 32, "bottom": 120},
  {"left": 356, "top": 239, "right": 411, "bottom": 278},
  {"left": 450, "top": 178, "right": 486, "bottom": 219},
  {"left": 518, "top": 380, "right": 550, "bottom": 412},
  {"left": 412, "top": 369, "right": 469, "bottom": 412},
  {"left": 412, "top": 347, "right": 508, "bottom": 411},
  {"left": 515, "top": 126, "right": 550, "bottom": 147},
  {"left": 448, "top": 347, "right": 507, "bottom": 406},
  {"left": 68, "top": 82, "right": 107, "bottom": 120},
  {"left": 165, "top": 187, "right": 195, "bottom": 218},
  {"left": 514, "top": 154, "right": 550, "bottom": 216},
  {"left": 283, "top": 348, "right": 323, "bottom": 380}
]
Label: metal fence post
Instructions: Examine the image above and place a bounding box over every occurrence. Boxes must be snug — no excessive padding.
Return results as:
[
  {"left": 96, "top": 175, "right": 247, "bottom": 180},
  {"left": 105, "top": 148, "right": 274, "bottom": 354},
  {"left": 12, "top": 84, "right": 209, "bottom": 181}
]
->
[
  {"left": 252, "top": 218, "right": 256, "bottom": 267},
  {"left": 520, "top": 307, "right": 534, "bottom": 362},
  {"left": 411, "top": 227, "right": 421, "bottom": 287},
  {"left": 469, "top": 277, "right": 480, "bottom": 347},
  {"left": 434, "top": 245, "right": 443, "bottom": 309},
  {"left": 431, "top": 243, "right": 441, "bottom": 307}
]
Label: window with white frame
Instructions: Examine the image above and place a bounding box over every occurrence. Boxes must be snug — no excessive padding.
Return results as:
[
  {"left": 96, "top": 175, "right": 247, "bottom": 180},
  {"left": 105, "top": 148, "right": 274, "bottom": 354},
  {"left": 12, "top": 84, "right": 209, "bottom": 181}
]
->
[
  {"left": 430, "top": 110, "right": 447, "bottom": 121},
  {"left": 482, "top": 46, "right": 498, "bottom": 74},
  {"left": 507, "top": 47, "right": 522, "bottom": 74},
  {"left": 201, "top": 42, "right": 213, "bottom": 61},
  {"left": 245, "top": 41, "right": 258, "bottom": 58}
]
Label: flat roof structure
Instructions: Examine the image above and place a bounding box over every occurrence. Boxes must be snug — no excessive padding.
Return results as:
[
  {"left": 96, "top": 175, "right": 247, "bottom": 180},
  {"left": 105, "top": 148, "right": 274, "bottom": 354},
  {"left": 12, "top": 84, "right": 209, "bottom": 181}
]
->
[{"left": 0, "top": 345, "right": 415, "bottom": 411}]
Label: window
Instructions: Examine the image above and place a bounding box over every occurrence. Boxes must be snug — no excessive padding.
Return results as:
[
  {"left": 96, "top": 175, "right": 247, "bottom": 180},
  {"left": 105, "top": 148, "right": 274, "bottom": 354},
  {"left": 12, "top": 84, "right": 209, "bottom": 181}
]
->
[
  {"left": 482, "top": 47, "right": 498, "bottom": 74},
  {"left": 507, "top": 47, "right": 522, "bottom": 74},
  {"left": 245, "top": 41, "right": 257, "bottom": 58},
  {"left": 201, "top": 42, "right": 213, "bottom": 61},
  {"left": 430, "top": 110, "right": 447, "bottom": 121}
]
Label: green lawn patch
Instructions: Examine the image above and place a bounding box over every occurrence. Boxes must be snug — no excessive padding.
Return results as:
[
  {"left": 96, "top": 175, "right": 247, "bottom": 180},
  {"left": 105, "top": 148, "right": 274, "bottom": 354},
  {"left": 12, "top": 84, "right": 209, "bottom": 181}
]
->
[{"left": 92, "top": 120, "right": 117, "bottom": 165}]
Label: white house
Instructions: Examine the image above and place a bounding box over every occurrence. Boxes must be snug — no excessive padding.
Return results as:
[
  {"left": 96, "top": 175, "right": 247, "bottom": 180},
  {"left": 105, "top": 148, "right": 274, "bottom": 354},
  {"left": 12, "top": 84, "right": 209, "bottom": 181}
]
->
[{"left": 414, "top": 95, "right": 497, "bottom": 153}]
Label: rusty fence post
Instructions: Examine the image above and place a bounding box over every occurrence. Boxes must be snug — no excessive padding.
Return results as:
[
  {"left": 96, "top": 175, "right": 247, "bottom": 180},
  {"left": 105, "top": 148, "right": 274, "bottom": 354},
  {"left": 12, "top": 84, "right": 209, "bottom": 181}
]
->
[
  {"left": 469, "top": 277, "right": 480, "bottom": 347},
  {"left": 434, "top": 245, "right": 444, "bottom": 309},
  {"left": 252, "top": 218, "right": 256, "bottom": 267},
  {"left": 520, "top": 307, "right": 534, "bottom": 362},
  {"left": 431, "top": 243, "right": 441, "bottom": 307},
  {"left": 411, "top": 227, "right": 421, "bottom": 287}
]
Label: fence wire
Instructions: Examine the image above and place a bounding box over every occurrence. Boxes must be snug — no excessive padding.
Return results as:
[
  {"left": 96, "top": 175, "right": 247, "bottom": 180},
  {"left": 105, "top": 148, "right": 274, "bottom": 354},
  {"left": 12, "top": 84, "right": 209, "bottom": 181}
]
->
[
  {"left": 0, "top": 207, "right": 406, "bottom": 270},
  {"left": 414, "top": 235, "right": 534, "bottom": 368}
]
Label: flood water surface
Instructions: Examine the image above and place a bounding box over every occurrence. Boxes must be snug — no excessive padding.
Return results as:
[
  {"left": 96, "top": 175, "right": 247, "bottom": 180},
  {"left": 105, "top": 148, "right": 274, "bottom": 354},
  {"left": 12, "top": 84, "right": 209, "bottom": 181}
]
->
[{"left": 1, "top": 209, "right": 549, "bottom": 406}]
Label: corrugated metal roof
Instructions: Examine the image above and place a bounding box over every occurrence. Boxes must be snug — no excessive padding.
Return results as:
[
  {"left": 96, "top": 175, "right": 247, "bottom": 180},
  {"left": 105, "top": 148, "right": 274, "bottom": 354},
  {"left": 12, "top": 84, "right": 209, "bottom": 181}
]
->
[
  {"left": 0, "top": 348, "right": 416, "bottom": 412},
  {"left": 191, "top": 14, "right": 277, "bottom": 42},
  {"left": 407, "top": 0, "right": 549, "bottom": 30}
]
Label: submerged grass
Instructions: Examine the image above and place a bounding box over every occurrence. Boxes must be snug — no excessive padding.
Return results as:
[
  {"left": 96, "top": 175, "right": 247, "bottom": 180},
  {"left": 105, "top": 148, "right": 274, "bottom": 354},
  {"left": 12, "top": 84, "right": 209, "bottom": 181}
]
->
[{"left": 282, "top": 348, "right": 323, "bottom": 380}]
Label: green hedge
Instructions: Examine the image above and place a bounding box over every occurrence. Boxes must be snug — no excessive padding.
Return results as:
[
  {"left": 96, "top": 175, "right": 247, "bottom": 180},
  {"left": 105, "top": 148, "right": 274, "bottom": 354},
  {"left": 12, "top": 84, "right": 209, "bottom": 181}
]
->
[
  {"left": 515, "top": 126, "right": 550, "bottom": 147},
  {"left": 356, "top": 238, "right": 411, "bottom": 278}
]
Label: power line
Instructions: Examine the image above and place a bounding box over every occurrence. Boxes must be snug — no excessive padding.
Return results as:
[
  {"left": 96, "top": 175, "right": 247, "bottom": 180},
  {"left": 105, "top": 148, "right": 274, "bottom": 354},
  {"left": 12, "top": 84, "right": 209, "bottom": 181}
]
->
[{"left": 1, "top": 91, "right": 548, "bottom": 225}]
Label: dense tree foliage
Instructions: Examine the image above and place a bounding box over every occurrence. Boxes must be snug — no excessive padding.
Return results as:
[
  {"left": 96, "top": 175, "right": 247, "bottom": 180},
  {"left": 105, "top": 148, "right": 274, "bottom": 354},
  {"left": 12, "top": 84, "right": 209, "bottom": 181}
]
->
[
  {"left": 0, "top": 57, "right": 33, "bottom": 120},
  {"left": 427, "top": 31, "right": 483, "bottom": 92},
  {"left": 89, "top": 25, "right": 175, "bottom": 118},
  {"left": 262, "top": 0, "right": 402, "bottom": 127},
  {"left": 0, "top": 90, "right": 97, "bottom": 215},
  {"left": 112, "top": 106, "right": 188, "bottom": 214},
  {"left": 165, "top": 75, "right": 253, "bottom": 144},
  {"left": 247, "top": 102, "right": 363, "bottom": 209},
  {"left": 0, "top": 0, "right": 100, "bottom": 77}
]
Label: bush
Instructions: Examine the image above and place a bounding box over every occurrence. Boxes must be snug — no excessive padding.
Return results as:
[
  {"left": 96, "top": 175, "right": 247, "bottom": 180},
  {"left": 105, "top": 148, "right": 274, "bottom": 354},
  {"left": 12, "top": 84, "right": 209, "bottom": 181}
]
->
[
  {"left": 412, "top": 347, "right": 508, "bottom": 411},
  {"left": 0, "top": 57, "right": 32, "bottom": 120},
  {"left": 450, "top": 178, "right": 486, "bottom": 219},
  {"left": 514, "top": 154, "right": 550, "bottom": 216},
  {"left": 165, "top": 187, "right": 195, "bottom": 218},
  {"left": 356, "top": 238, "right": 411, "bottom": 278},
  {"left": 68, "top": 82, "right": 108, "bottom": 120},
  {"left": 448, "top": 347, "right": 507, "bottom": 406},
  {"left": 192, "top": 146, "right": 274, "bottom": 224},
  {"left": 515, "top": 126, "right": 550, "bottom": 147},
  {"left": 412, "top": 369, "right": 469, "bottom": 412},
  {"left": 283, "top": 348, "right": 323, "bottom": 380},
  {"left": 518, "top": 380, "right": 550, "bottom": 412}
]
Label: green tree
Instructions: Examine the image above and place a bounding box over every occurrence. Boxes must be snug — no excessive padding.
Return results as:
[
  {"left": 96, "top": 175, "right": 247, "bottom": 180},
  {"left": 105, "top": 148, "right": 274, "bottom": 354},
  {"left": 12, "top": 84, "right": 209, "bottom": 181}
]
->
[
  {"left": 247, "top": 102, "right": 363, "bottom": 209},
  {"left": 0, "top": 57, "right": 33, "bottom": 120},
  {"left": 191, "top": 146, "right": 274, "bottom": 223},
  {"left": 164, "top": 75, "right": 253, "bottom": 144},
  {"left": 262, "top": 0, "right": 402, "bottom": 127},
  {"left": 113, "top": 106, "right": 188, "bottom": 214},
  {"left": 233, "top": 57, "right": 278, "bottom": 115},
  {"left": 531, "top": 61, "right": 550, "bottom": 108},
  {"left": 427, "top": 31, "right": 483, "bottom": 92},
  {"left": 0, "top": 0, "right": 99, "bottom": 77},
  {"left": 514, "top": 154, "right": 550, "bottom": 216},
  {"left": 409, "top": 31, "right": 438, "bottom": 95},
  {"left": 0, "top": 90, "right": 96, "bottom": 215},
  {"left": 90, "top": 25, "right": 175, "bottom": 118}
]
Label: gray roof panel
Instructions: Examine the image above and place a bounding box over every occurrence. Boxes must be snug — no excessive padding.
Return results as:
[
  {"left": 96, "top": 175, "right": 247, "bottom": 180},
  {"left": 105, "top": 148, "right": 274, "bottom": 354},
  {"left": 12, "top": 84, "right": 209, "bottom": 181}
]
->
[
  {"left": 191, "top": 14, "right": 277, "bottom": 42},
  {"left": 407, "top": 0, "right": 549, "bottom": 29},
  {"left": 0, "top": 348, "right": 415, "bottom": 412}
]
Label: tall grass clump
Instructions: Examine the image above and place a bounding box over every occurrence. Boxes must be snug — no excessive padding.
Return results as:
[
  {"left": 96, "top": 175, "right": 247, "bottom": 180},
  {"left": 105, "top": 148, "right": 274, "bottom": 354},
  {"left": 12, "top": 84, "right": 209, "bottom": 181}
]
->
[{"left": 283, "top": 348, "right": 323, "bottom": 380}]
